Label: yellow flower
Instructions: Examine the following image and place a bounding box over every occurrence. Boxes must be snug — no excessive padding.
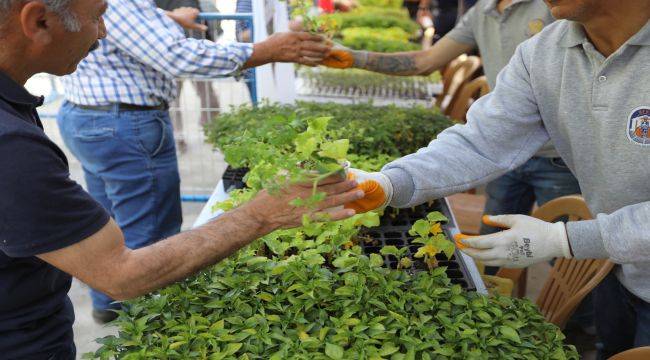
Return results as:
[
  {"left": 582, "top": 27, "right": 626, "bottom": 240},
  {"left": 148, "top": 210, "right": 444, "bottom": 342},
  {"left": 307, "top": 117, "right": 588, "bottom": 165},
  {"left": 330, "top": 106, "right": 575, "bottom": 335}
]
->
[
  {"left": 430, "top": 223, "right": 442, "bottom": 235},
  {"left": 414, "top": 244, "right": 438, "bottom": 258},
  {"left": 343, "top": 241, "right": 354, "bottom": 249}
]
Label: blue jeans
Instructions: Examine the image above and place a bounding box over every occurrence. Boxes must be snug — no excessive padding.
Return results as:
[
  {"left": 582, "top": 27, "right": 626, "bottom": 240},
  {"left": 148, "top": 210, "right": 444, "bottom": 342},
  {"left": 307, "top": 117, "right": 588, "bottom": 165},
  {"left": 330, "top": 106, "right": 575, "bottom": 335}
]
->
[
  {"left": 595, "top": 271, "right": 650, "bottom": 359},
  {"left": 57, "top": 102, "right": 182, "bottom": 311}
]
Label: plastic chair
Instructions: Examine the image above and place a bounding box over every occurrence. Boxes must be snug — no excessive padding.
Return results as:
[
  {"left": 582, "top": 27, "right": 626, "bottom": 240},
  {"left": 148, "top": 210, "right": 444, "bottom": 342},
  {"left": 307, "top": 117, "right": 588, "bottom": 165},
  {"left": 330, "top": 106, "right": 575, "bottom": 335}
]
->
[
  {"left": 609, "top": 347, "right": 650, "bottom": 360},
  {"left": 447, "top": 76, "right": 490, "bottom": 123},
  {"left": 496, "top": 195, "right": 614, "bottom": 329},
  {"left": 435, "top": 55, "right": 482, "bottom": 114}
]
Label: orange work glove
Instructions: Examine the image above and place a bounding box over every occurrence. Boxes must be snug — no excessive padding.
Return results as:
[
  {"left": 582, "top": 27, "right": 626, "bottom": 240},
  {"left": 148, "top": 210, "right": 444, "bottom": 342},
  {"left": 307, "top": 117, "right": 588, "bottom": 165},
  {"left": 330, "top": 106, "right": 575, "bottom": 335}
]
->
[
  {"left": 320, "top": 43, "right": 356, "bottom": 69},
  {"left": 343, "top": 168, "right": 393, "bottom": 213}
]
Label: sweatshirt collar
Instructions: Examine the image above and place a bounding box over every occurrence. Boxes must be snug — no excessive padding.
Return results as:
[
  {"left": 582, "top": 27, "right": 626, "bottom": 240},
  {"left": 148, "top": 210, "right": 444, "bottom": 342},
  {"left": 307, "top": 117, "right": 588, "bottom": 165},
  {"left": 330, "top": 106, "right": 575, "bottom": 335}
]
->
[{"left": 560, "top": 20, "right": 650, "bottom": 48}]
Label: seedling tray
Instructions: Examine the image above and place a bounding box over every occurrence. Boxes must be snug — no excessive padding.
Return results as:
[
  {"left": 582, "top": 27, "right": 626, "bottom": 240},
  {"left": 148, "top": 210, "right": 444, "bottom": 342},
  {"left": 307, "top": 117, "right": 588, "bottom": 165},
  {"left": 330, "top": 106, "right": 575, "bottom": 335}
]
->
[
  {"left": 220, "top": 166, "right": 479, "bottom": 292},
  {"left": 359, "top": 200, "right": 477, "bottom": 292},
  {"left": 221, "top": 166, "right": 248, "bottom": 192}
]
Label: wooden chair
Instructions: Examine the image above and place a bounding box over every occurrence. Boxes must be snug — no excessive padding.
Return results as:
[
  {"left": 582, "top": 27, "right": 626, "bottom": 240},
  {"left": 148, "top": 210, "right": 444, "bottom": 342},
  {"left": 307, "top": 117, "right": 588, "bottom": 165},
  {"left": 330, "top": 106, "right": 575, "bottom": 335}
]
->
[
  {"left": 435, "top": 55, "right": 482, "bottom": 114},
  {"left": 447, "top": 193, "right": 486, "bottom": 235},
  {"left": 496, "top": 195, "right": 614, "bottom": 329},
  {"left": 609, "top": 347, "right": 650, "bottom": 360},
  {"left": 447, "top": 76, "right": 490, "bottom": 123}
]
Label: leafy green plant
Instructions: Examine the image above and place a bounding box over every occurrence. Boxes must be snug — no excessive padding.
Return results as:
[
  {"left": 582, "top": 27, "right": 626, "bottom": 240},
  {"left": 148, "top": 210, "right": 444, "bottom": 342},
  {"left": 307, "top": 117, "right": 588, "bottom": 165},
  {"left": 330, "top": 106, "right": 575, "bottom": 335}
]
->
[
  {"left": 89, "top": 249, "right": 578, "bottom": 359},
  {"left": 409, "top": 212, "right": 456, "bottom": 269},
  {"left": 291, "top": 0, "right": 338, "bottom": 38},
  {"left": 357, "top": 0, "right": 403, "bottom": 8},
  {"left": 324, "top": 10, "right": 419, "bottom": 36},
  {"left": 88, "top": 109, "right": 579, "bottom": 359},
  {"left": 341, "top": 26, "right": 410, "bottom": 42},
  {"left": 204, "top": 101, "right": 453, "bottom": 160},
  {"left": 339, "top": 26, "right": 419, "bottom": 53}
]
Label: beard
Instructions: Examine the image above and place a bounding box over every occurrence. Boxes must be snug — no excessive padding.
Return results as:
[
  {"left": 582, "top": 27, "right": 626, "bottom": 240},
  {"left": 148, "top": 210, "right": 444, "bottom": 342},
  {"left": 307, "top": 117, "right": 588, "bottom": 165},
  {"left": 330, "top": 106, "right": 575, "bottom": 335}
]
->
[{"left": 89, "top": 41, "right": 100, "bottom": 52}]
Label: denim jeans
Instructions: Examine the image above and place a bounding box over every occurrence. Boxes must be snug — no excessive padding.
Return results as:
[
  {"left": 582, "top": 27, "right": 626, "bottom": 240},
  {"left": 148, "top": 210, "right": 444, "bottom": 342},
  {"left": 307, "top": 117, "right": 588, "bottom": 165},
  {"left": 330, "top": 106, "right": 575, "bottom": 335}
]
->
[
  {"left": 57, "top": 102, "right": 183, "bottom": 311},
  {"left": 595, "top": 271, "right": 650, "bottom": 359}
]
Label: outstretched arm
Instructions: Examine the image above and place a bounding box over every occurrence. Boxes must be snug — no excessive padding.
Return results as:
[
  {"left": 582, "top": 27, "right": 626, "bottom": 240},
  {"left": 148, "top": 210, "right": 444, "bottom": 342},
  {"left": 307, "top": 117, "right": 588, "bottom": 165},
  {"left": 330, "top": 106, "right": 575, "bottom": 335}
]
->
[
  {"left": 348, "top": 36, "right": 473, "bottom": 76},
  {"left": 38, "top": 178, "right": 362, "bottom": 300}
]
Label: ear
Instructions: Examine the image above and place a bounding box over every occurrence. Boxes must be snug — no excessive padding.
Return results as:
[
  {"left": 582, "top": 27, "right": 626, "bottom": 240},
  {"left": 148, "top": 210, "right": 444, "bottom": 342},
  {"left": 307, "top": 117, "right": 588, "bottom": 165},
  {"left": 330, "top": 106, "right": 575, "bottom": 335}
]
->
[{"left": 19, "top": 1, "right": 55, "bottom": 45}]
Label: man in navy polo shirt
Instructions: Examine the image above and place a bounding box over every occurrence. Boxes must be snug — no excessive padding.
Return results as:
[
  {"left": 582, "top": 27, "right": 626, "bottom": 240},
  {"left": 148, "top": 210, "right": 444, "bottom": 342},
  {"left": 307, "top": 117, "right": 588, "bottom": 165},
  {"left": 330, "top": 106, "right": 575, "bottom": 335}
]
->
[{"left": 0, "top": 1, "right": 362, "bottom": 358}]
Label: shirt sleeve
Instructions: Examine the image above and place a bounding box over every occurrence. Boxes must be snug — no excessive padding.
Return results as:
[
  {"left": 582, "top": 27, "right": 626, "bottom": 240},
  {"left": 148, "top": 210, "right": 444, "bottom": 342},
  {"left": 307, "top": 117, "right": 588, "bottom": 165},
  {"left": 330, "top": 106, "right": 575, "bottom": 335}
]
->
[
  {"left": 567, "top": 203, "right": 650, "bottom": 264},
  {"left": 0, "top": 133, "right": 110, "bottom": 257},
  {"left": 381, "top": 40, "right": 549, "bottom": 207},
  {"left": 105, "top": 0, "right": 253, "bottom": 79},
  {"left": 445, "top": 3, "right": 478, "bottom": 47}
]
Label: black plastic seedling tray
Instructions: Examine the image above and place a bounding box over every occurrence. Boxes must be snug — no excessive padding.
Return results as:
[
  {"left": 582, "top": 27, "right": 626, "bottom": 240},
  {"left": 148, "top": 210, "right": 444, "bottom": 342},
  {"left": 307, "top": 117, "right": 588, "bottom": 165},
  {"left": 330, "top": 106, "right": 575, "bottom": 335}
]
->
[
  {"left": 359, "top": 200, "right": 477, "bottom": 292},
  {"left": 220, "top": 166, "right": 477, "bottom": 291},
  {"left": 221, "top": 166, "right": 248, "bottom": 192}
]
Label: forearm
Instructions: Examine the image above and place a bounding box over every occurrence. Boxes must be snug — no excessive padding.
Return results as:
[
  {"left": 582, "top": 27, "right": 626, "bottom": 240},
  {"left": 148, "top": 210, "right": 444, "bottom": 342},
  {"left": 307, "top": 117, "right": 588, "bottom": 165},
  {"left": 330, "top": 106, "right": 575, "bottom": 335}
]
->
[
  {"left": 114, "top": 204, "right": 266, "bottom": 299},
  {"left": 381, "top": 44, "right": 547, "bottom": 207},
  {"left": 351, "top": 50, "right": 423, "bottom": 76},
  {"left": 243, "top": 41, "right": 274, "bottom": 69},
  {"left": 567, "top": 201, "right": 650, "bottom": 264},
  {"left": 350, "top": 37, "right": 473, "bottom": 76}
]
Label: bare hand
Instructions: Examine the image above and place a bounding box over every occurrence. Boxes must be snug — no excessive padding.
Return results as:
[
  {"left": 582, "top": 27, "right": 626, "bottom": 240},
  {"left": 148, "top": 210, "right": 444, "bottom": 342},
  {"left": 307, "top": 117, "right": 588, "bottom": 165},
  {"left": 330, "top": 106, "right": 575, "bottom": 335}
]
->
[
  {"left": 257, "top": 32, "right": 333, "bottom": 66},
  {"left": 241, "top": 175, "right": 364, "bottom": 234},
  {"left": 167, "top": 7, "right": 208, "bottom": 32}
]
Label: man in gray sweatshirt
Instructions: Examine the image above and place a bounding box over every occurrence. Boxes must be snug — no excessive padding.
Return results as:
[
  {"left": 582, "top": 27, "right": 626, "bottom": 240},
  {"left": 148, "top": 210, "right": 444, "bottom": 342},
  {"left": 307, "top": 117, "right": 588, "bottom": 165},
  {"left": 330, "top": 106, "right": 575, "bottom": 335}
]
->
[{"left": 344, "top": 0, "right": 650, "bottom": 357}]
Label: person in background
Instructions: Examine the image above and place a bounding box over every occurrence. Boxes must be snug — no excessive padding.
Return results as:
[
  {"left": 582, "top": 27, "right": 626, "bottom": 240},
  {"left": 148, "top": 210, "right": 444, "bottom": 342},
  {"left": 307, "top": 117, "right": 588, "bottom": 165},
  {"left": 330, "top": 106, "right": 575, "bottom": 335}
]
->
[
  {"left": 340, "top": 0, "right": 650, "bottom": 357},
  {"left": 322, "top": 0, "right": 593, "bottom": 345},
  {"left": 322, "top": 0, "right": 580, "bottom": 268},
  {"left": 235, "top": 0, "right": 257, "bottom": 99},
  {"left": 58, "top": 0, "right": 332, "bottom": 324},
  {"left": 155, "top": 0, "right": 221, "bottom": 152}
]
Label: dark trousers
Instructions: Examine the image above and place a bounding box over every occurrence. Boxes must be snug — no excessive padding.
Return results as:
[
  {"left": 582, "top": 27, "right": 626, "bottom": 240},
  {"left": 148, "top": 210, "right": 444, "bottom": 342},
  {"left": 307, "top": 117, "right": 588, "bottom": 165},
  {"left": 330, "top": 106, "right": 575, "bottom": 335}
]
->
[{"left": 595, "top": 271, "right": 650, "bottom": 359}]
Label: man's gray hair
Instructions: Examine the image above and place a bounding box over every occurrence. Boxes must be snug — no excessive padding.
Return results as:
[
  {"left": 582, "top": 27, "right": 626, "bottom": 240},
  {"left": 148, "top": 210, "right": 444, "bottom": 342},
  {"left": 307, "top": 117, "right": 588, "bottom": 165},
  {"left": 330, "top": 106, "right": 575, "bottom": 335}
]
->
[{"left": 0, "top": 0, "right": 81, "bottom": 32}]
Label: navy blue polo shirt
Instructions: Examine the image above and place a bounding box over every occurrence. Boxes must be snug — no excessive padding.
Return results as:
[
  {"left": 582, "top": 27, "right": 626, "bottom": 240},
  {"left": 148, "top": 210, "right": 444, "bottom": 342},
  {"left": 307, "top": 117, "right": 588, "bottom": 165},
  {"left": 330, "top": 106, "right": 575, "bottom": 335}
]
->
[{"left": 0, "top": 71, "right": 110, "bottom": 359}]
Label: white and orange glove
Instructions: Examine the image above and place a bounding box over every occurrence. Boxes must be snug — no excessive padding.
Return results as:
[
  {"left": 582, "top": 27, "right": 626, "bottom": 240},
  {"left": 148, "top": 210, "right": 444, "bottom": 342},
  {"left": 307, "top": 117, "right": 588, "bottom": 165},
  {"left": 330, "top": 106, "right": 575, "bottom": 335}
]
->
[
  {"left": 454, "top": 215, "right": 572, "bottom": 268},
  {"left": 320, "top": 42, "right": 358, "bottom": 69},
  {"left": 344, "top": 168, "right": 393, "bottom": 213}
]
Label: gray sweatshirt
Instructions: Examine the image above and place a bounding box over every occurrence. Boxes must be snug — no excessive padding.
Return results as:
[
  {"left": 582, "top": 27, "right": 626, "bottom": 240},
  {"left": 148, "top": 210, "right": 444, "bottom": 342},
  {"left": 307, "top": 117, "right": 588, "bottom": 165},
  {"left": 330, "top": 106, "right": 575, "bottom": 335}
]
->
[{"left": 382, "top": 20, "right": 650, "bottom": 301}]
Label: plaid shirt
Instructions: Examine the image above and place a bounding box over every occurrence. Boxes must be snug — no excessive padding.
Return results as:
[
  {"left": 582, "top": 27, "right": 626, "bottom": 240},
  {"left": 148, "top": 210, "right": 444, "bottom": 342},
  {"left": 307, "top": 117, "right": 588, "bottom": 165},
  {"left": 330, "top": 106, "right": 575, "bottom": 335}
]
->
[{"left": 62, "top": 0, "right": 253, "bottom": 106}]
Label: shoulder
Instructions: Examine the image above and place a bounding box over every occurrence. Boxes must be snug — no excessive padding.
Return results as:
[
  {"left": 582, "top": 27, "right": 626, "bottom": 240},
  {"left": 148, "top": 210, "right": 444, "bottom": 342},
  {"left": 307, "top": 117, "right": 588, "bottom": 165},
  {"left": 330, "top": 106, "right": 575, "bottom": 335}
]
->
[
  {"left": 0, "top": 120, "right": 68, "bottom": 171},
  {"left": 518, "top": 20, "right": 571, "bottom": 57}
]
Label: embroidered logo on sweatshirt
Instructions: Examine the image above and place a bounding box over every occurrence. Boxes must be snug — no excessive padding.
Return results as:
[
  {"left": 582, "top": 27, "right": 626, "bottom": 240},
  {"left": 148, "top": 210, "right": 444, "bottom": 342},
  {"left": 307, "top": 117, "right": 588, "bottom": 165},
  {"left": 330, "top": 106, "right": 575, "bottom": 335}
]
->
[
  {"left": 627, "top": 107, "right": 650, "bottom": 146},
  {"left": 526, "top": 19, "right": 545, "bottom": 37}
]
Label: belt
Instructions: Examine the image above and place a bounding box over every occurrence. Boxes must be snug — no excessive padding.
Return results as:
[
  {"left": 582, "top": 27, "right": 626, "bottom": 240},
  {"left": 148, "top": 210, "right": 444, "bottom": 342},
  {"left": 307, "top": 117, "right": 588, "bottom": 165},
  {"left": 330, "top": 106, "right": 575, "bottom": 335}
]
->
[{"left": 74, "top": 102, "right": 168, "bottom": 111}]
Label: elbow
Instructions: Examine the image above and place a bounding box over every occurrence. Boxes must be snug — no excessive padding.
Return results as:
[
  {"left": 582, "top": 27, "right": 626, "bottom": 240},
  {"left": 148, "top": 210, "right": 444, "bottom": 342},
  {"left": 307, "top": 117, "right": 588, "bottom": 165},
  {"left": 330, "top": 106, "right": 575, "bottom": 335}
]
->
[{"left": 94, "top": 250, "right": 144, "bottom": 301}]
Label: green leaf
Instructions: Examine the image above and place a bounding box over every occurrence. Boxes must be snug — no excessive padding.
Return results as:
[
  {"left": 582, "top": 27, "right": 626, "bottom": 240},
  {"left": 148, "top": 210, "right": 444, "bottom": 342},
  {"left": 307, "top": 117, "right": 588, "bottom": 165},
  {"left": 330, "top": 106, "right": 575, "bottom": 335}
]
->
[
  {"left": 309, "top": 116, "right": 331, "bottom": 132},
  {"left": 380, "top": 342, "right": 400, "bottom": 356},
  {"left": 369, "top": 253, "right": 385, "bottom": 267},
  {"left": 319, "top": 139, "right": 350, "bottom": 160},
  {"left": 295, "top": 132, "right": 318, "bottom": 157},
  {"left": 409, "top": 219, "right": 431, "bottom": 238},
  {"left": 325, "top": 343, "right": 344, "bottom": 359},
  {"left": 500, "top": 325, "right": 521, "bottom": 344},
  {"left": 225, "top": 343, "right": 243, "bottom": 355},
  {"left": 380, "top": 246, "right": 399, "bottom": 256},
  {"left": 450, "top": 295, "right": 468, "bottom": 306},
  {"left": 426, "top": 211, "right": 448, "bottom": 223}
]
